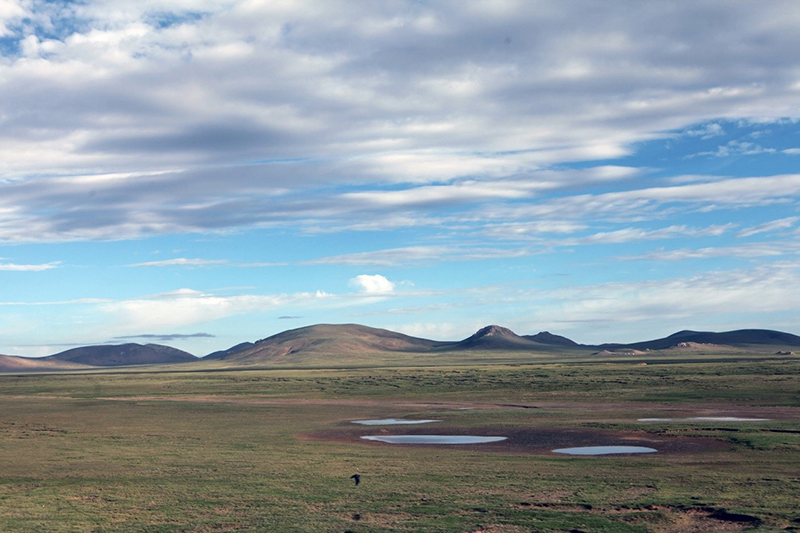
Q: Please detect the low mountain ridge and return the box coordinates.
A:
[449,325,549,351]
[46,343,197,366]
[4,325,797,371]
[524,331,580,346]
[598,329,800,351]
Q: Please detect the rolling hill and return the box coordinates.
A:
[211,324,445,363]
[45,343,197,367]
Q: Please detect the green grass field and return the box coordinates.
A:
[1,358,799,532]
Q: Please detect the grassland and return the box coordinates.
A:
[1,358,799,532]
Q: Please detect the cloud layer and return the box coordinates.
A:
[1,1,800,241]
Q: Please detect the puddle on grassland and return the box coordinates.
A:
[351,418,440,426]
[361,435,507,444]
[553,445,657,455]
[638,417,769,422]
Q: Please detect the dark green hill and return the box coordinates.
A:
[598,329,800,351]
[46,343,197,366]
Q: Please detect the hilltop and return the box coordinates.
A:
[448,325,553,351]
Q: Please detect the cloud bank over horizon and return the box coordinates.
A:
[2,1,800,355]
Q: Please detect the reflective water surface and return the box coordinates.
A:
[553,445,657,455]
[361,435,507,444]
[351,419,440,425]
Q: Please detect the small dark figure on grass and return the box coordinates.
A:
[350,474,361,486]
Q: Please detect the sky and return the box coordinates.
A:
[2,0,800,357]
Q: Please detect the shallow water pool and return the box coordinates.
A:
[361,435,507,444]
[553,445,657,455]
[351,418,440,425]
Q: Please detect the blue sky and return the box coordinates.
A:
[2,1,800,356]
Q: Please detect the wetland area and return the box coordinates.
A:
[1,359,799,532]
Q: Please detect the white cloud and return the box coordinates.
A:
[311,246,533,266]
[693,140,777,158]
[0,261,60,271]
[490,174,800,223]
[528,261,800,333]
[619,242,796,262]
[783,148,800,155]
[390,322,465,341]
[558,224,735,246]
[97,288,330,331]
[683,123,725,139]
[349,274,396,294]
[737,217,799,238]
[129,258,228,267]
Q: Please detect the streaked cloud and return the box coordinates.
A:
[0,261,60,271]
[113,332,215,341]
[309,245,534,266]
[533,261,800,328]
[98,289,325,331]
[619,243,798,262]
[130,258,228,267]
[737,217,799,238]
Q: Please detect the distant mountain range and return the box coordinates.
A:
[1,325,798,371]
[203,324,800,364]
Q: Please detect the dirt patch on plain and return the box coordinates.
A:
[302,425,729,455]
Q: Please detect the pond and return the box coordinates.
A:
[553,445,657,455]
[361,435,507,444]
[351,418,440,425]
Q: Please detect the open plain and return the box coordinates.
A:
[1,355,798,532]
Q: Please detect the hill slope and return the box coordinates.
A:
[0,354,93,372]
[46,343,197,366]
[205,342,255,360]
